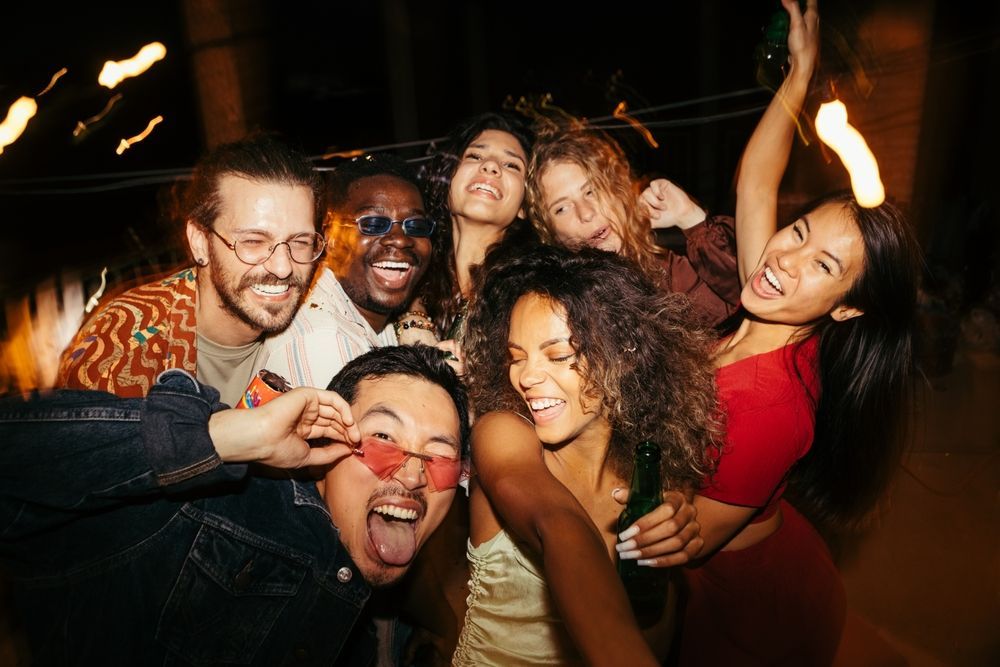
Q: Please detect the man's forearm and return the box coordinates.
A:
[0,371,246,537]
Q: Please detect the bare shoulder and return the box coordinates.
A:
[472,411,536,450]
[471,411,544,469]
[473,410,533,434]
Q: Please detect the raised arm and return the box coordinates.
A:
[470,412,659,667]
[642,178,741,325]
[735,0,820,283]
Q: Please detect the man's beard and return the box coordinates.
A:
[207,245,311,334]
[346,288,409,320]
[338,247,423,323]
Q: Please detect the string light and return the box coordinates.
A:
[115,116,164,155]
[0,97,38,155]
[98,42,166,89]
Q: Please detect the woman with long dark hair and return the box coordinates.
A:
[392,112,538,663]
[670,1,920,663]
[404,112,537,345]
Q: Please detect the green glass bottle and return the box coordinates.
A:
[616,440,668,626]
[754,6,791,90]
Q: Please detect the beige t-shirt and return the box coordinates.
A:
[196,332,268,406]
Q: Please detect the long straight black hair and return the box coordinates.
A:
[786,191,921,528]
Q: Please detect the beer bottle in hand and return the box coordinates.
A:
[617,440,668,626]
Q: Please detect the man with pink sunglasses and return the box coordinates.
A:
[0,344,467,665]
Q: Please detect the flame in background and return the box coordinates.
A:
[815,100,885,208]
[0,97,38,155]
[320,148,365,160]
[98,42,166,89]
[37,68,68,97]
[84,268,109,314]
[74,93,123,138]
[613,101,659,149]
[116,115,164,155]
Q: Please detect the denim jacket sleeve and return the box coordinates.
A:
[0,370,248,537]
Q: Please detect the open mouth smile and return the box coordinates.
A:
[369,258,417,289]
[468,181,501,199]
[762,266,783,294]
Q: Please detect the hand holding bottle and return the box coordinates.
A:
[785,0,820,82]
[614,488,704,567]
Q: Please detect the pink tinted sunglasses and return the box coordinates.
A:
[352,437,461,491]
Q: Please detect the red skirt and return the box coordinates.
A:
[676,501,846,666]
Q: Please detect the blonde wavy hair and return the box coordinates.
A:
[525,128,667,285]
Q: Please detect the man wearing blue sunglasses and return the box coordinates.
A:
[265,154,435,390]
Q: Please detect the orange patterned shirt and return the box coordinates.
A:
[57,268,199,397]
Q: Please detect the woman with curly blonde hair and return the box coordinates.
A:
[526,128,740,327]
[452,245,719,666]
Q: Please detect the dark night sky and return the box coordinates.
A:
[1,0,997,307]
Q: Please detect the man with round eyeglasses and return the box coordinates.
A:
[264,153,437,391]
[58,134,325,404]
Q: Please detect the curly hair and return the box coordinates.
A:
[463,244,719,489]
[525,128,669,288]
[417,112,536,336]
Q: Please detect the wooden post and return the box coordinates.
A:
[181,0,271,148]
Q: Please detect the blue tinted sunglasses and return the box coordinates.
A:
[347,215,437,238]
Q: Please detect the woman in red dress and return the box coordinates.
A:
[613,1,920,663]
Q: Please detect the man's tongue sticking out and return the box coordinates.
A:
[367,507,418,566]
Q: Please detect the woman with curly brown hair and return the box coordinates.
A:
[452,245,719,666]
[526,127,741,328]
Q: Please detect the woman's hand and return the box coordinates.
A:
[397,326,439,346]
[435,339,465,376]
[641,179,707,230]
[784,0,820,81]
[394,307,440,346]
[613,489,704,567]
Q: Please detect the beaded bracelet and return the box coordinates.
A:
[400,311,433,323]
[393,316,437,336]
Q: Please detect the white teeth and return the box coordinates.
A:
[252,283,289,295]
[373,505,418,521]
[529,398,565,411]
[471,182,500,197]
[372,261,410,271]
[763,266,783,293]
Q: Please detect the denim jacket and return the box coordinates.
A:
[0,371,376,666]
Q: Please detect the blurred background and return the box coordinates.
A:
[0,1,997,664]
